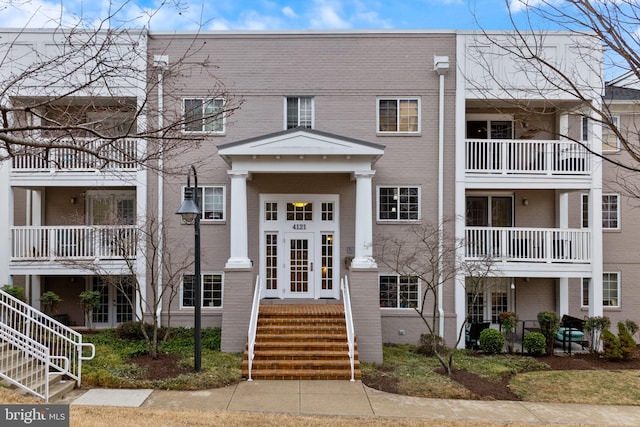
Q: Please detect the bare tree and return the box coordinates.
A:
[0,1,242,173]
[375,219,498,374]
[68,216,193,359]
[468,1,640,177]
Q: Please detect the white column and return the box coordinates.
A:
[556,191,569,316]
[136,168,147,321]
[454,37,467,347]
[0,160,11,285]
[226,170,252,269]
[31,276,41,311]
[351,171,376,268]
[589,105,604,318]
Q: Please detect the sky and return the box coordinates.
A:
[0,0,543,32]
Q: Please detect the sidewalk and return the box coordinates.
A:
[67,380,640,425]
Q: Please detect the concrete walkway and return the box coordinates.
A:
[66,380,640,425]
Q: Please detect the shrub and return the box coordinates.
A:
[618,322,637,359]
[479,328,505,355]
[602,329,624,361]
[537,311,561,355]
[585,316,611,354]
[624,320,639,337]
[522,332,547,356]
[415,333,445,356]
[2,285,25,302]
[115,321,144,340]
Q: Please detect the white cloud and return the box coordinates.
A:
[0,0,79,28]
[309,0,351,29]
[282,6,296,19]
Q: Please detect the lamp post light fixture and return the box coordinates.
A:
[175,164,202,372]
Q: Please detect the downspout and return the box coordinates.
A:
[434,55,450,339]
[153,55,169,325]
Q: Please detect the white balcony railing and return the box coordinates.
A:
[11,225,137,261]
[466,139,591,175]
[11,138,138,171]
[465,227,591,263]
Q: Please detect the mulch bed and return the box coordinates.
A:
[129,353,191,380]
[364,347,640,401]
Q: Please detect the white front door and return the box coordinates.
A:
[285,233,313,298]
[261,194,339,299]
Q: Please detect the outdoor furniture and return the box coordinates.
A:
[465,322,490,350]
[556,315,587,354]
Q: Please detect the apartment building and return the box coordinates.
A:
[3,29,629,364]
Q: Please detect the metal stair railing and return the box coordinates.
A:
[0,289,95,386]
[246,276,262,381]
[0,322,70,402]
[341,276,356,382]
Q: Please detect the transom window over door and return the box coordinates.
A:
[286,97,313,129]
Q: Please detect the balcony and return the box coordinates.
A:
[465,227,591,264]
[11,138,138,172]
[11,225,137,262]
[465,139,591,189]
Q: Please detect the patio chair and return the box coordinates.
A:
[465,322,491,350]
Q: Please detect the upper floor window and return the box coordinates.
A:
[286,97,313,129]
[581,116,589,142]
[378,186,420,221]
[379,274,420,308]
[184,98,224,133]
[465,195,513,227]
[377,98,420,133]
[182,273,223,308]
[581,193,619,229]
[582,274,620,308]
[466,120,513,139]
[182,185,225,221]
[601,115,620,152]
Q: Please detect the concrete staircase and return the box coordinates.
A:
[242,304,360,380]
[0,342,76,402]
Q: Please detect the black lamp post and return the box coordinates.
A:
[175,164,202,372]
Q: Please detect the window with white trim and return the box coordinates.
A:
[182,273,223,308]
[601,116,620,151]
[286,97,313,129]
[378,186,420,220]
[582,273,620,308]
[581,116,589,142]
[184,98,224,133]
[379,275,420,308]
[581,194,620,229]
[182,186,225,221]
[377,98,420,133]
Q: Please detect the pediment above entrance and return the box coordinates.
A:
[218,128,385,169]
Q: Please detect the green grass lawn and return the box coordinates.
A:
[81,329,640,405]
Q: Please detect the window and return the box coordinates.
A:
[582,273,620,308]
[465,196,513,227]
[466,120,513,139]
[378,186,420,221]
[184,98,224,133]
[581,194,619,229]
[182,273,223,308]
[466,278,511,323]
[601,116,620,151]
[377,98,420,133]
[286,97,313,129]
[581,116,589,142]
[182,186,225,221]
[379,275,420,308]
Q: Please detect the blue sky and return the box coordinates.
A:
[0,0,542,31]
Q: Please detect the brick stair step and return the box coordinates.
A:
[246,369,361,380]
[256,333,347,341]
[251,340,354,351]
[244,359,356,369]
[247,349,351,360]
[257,323,346,331]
